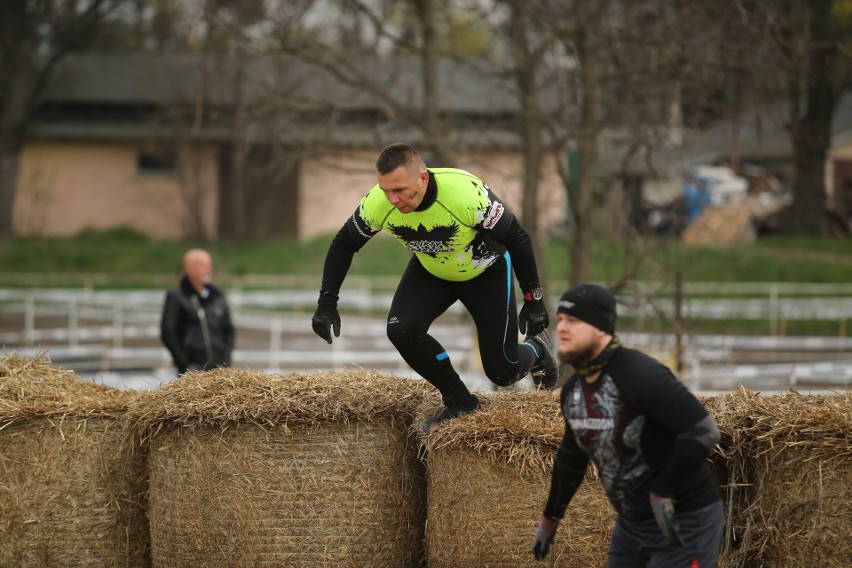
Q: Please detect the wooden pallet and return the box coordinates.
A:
[682,201,755,245]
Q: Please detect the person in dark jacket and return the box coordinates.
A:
[160,248,235,375]
[532,283,723,567]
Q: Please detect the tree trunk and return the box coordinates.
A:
[414,0,454,167]
[0,1,36,241]
[522,124,546,289]
[785,0,837,235]
[788,124,830,234]
[0,0,116,241]
[570,147,595,286]
[0,137,23,240]
[509,0,547,287]
[570,0,598,286]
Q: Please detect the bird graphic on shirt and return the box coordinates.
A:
[388,223,459,257]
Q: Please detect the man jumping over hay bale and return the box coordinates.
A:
[532,283,723,567]
[311,143,558,432]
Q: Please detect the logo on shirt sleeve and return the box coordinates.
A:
[352,211,381,238]
[482,201,504,230]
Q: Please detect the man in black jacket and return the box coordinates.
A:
[532,283,723,567]
[160,248,235,375]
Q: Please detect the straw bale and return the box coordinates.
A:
[127,368,433,437]
[707,388,852,568]
[0,354,148,567]
[417,390,614,568]
[697,394,740,568]
[128,368,432,568]
[0,354,132,426]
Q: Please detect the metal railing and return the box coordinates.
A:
[2,286,851,392]
[0,288,476,380]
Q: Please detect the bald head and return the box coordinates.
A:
[182,248,213,291]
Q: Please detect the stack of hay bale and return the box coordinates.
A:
[0,354,148,567]
[416,390,614,568]
[4,352,849,568]
[126,368,432,568]
[710,388,852,568]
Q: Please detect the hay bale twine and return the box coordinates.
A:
[0,354,148,567]
[711,388,852,568]
[127,369,431,568]
[417,390,613,568]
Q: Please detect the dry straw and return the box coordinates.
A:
[708,387,851,568]
[126,368,433,568]
[417,389,614,568]
[0,353,148,567]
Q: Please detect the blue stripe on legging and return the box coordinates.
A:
[503,251,512,313]
[503,251,518,364]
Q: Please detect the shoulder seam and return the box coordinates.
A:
[431,171,484,229]
[434,199,473,228]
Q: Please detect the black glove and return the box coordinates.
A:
[312,304,341,344]
[650,492,685,548]
[519,299,549,337]
[532,516,559,560]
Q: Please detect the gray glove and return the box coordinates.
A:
[650,492,685,547]
[532,516,559,560]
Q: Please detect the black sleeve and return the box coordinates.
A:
[543,384,590,520]
[475,190,541,293]
[650,414,720,497]
[318,207,377,304]
[619,352,720,497]
[160,290,190,371]
[222,297,235,363]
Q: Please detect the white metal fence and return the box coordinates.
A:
[1,286,850,392]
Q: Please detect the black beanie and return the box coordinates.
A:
[556,283,617,334]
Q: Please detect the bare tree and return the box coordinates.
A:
[0,0,127,241]
[488,0,554,284]
[152,0,316,241]
[272,0,486,167]
[542,0,780,285]
[691,0,851,235]
[194,0,259,240]
[156,0,486,239]
[748,0,851,235]
[517,0,611,287]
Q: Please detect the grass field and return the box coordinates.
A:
[1,226,850,337]
[2,226,850,287]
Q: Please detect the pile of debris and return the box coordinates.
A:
[640,163,791,244]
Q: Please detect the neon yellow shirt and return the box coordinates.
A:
[357,168,510,282]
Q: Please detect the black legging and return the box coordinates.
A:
[386,252,537,405]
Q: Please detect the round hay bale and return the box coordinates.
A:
[128,368,431,568]
[417,390,614,568]
[699,393,739,568]
[0,354,148,567]
[710,388,852,568]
